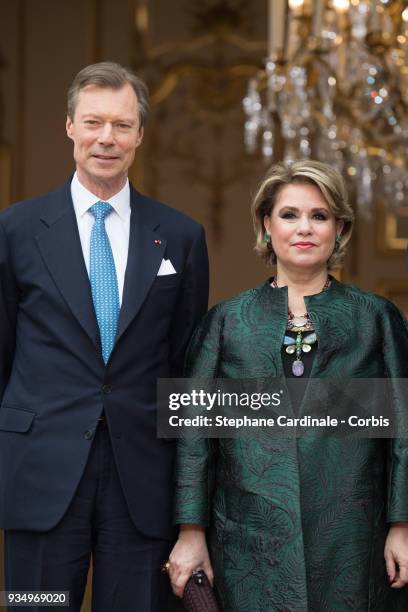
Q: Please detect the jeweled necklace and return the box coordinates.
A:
[271,277,331,377]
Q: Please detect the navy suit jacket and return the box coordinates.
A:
[0,178,209,537]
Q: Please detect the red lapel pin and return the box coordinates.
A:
[154,239,162,245]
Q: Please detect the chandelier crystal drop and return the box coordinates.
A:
[243,0,407,217]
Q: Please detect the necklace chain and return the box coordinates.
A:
[271,276,331,329]
[271,276,331,376]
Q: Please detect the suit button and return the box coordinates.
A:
[102,384,112,394]
[84,430,94,440]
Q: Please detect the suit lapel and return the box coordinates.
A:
[115,188,166,345]
[36,181,166,354]
[36,181,100,347]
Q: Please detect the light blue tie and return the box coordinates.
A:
[89,201,120,364]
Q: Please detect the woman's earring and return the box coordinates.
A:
[334,234,341,251]
[264,232,271,244]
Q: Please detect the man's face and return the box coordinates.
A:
[66,83,143,193]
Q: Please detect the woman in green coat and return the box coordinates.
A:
[168,160,408,611]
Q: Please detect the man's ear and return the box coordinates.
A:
[135,126,144,148]
[66,116,74,141]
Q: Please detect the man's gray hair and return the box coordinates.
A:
[67,61,149,128]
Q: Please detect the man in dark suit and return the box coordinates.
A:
[0,61,208,611]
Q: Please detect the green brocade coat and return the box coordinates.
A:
[174,279,408,612]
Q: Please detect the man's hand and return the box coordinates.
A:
[168,524,213,598]
[385,522,408,588]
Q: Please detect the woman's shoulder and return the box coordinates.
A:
[195,283,267,332]
[207,283,266,317]
[336,280,406,321]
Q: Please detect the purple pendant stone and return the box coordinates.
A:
[292,359,304,377]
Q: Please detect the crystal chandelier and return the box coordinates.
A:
[243,0,408,216]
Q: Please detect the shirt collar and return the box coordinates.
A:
[70,172,131,221]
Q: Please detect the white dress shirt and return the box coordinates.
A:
[71,172,130,305]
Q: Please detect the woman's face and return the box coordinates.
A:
[264,182,344,274]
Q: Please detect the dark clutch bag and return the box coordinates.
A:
[183,569,220,612]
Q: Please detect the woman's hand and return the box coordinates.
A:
[168,524,214,598]
[385,522,408,588]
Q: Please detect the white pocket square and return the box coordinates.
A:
[157,258,177,276]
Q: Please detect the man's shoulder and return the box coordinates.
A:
[0,182,67,228]
[131,187,203,235]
